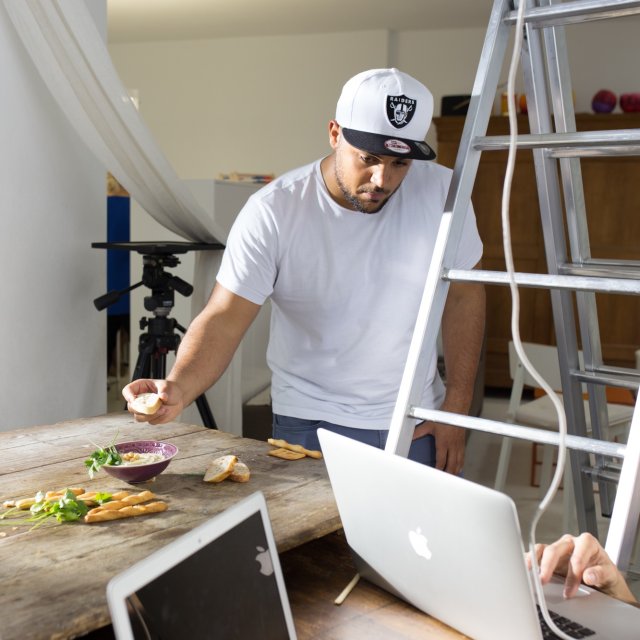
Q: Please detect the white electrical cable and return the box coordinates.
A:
[501,1,573,638]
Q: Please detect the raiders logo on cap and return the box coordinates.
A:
[386,94,416,129]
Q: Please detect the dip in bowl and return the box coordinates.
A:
[103,440,178,483]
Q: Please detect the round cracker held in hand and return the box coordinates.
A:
[131,392,162,415]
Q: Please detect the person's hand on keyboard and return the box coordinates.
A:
[527,532,637,606]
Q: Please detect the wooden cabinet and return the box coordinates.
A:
[434,113,640,388]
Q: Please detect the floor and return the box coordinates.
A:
[107,382,640,599]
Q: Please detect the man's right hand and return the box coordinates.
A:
[122,379,185,425]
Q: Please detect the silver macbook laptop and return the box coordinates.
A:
[318,428,640,640]
[107,491,297,640]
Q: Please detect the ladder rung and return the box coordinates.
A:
[444,269,640,295]
[582,465,621,484]
[505,0,640,27]
[550,146,640,158]
[572,368,640,390]
[408,408,626,458]
[474,130,640,156]
[562,260,640,280]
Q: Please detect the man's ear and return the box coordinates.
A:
[328,120,341,150]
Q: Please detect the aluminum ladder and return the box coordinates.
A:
[386,0,640,571]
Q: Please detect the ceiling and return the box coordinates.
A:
[107,0,494,43]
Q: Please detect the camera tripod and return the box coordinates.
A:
[131,306,217,429]
[93,242,223,429]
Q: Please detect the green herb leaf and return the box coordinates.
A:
[1,489,93,530]
[84,432,122,478]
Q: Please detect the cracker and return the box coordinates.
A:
[268,447,306,460]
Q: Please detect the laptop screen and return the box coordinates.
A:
[107,492,296,640]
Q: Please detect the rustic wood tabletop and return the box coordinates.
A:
[0,412,341,640]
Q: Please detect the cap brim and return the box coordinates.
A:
[342,128,436,161]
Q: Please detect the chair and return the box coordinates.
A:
[494,341,634,532]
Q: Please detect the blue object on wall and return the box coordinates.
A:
[106,195,130,315]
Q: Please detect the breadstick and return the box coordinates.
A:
[76,490,131,505]
[86,490,156,513]
[2,498,30,509]
[76,490,131,501]
[4,487,88,510]
[85,501,168,523]
[15,498,36,510]
[44,487,85,500]
[267,438,323,459]
[268,448,306,460]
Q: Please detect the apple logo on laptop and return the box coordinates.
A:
[408,527,432,560]
[255,545,274,576]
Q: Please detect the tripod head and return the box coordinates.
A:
[139,253,192,314]
[91,241,222,313]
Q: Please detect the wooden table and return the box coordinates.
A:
[0,413,341,640]
[80,533,471,640]
[281,531,470,640]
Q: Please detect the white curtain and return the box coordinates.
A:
[3,0,225,245]
[3,0,246,433]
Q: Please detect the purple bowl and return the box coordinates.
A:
[103,440,178,484]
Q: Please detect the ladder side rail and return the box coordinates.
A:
[385,0,512,456]
[521,13,599,533]
[605,392,640,571]
[385,222,452,457]
[542,0,603,383]
[542,0,618,515]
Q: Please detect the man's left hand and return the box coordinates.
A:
[414,421,465,475]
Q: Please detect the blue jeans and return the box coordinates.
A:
[272,414,436,466]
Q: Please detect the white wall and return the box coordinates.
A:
[109,30,391,179]
[0,2,107,431]
[109,19,640,179]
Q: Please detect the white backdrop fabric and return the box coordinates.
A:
[3,0,248,433]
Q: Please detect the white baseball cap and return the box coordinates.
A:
[335,68,436,161]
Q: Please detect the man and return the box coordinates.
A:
[123,68,485,475]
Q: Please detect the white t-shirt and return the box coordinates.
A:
[217,159,483,429]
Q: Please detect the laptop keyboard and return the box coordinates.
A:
[537,605,596,639]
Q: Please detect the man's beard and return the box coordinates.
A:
[334,162,390,214]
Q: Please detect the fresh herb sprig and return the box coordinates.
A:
[84,432,123,479]
[29,489,89,528]
[0,489,112,530]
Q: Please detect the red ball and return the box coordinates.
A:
[592,89,617,113]
[620,93,640,113]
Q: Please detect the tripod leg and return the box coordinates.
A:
[195,394,217,429]
[131,339,155,381]
[131,318,217,429]
[150,350,167,379]
[125,344,154,410]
